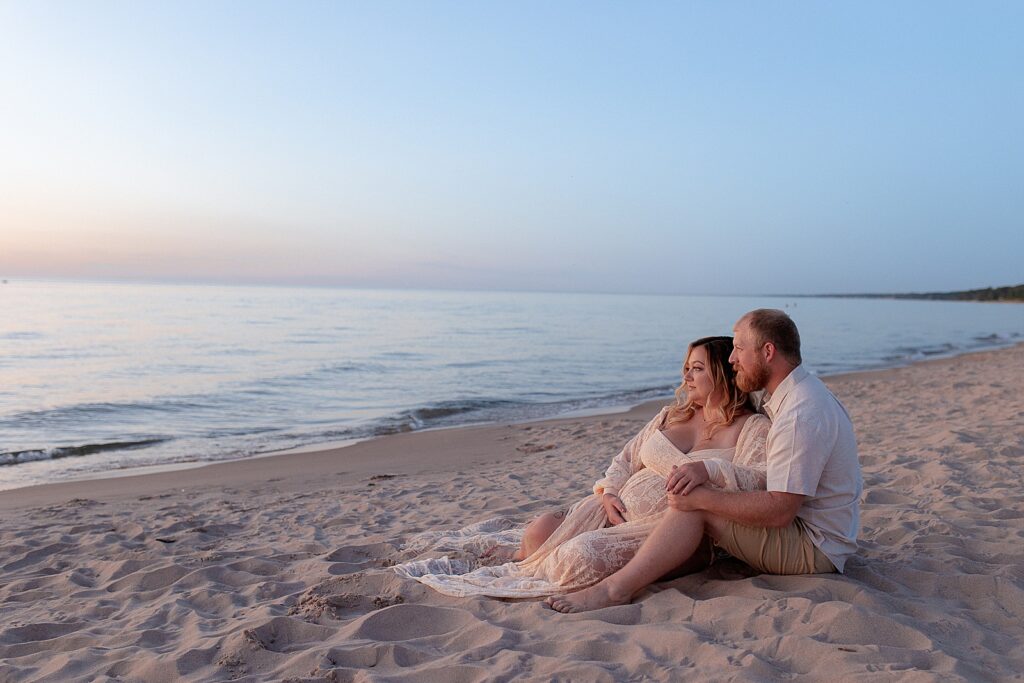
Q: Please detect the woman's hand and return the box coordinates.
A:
[667,485,711,511]
[667,462,709,495]
[601,493,628,525]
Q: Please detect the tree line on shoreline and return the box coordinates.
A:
[811,284,1024,303]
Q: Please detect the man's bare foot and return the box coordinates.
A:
[545,581,632,613]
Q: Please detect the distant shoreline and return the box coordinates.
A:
[793,283,1024,303]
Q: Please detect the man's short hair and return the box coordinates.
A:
[742,309,802,365]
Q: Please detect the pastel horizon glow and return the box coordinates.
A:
[1,2,1021,295]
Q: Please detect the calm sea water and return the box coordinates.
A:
[1,279,1021,491]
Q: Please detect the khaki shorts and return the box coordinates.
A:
[715,517,836,575]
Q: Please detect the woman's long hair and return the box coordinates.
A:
[665,336,752,438]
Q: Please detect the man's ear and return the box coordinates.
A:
[762,342,777,363]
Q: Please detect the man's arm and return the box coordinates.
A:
[667,486,804,528]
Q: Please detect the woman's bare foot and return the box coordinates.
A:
[545,580,633,613]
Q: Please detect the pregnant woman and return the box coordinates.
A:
[394,336,770,598]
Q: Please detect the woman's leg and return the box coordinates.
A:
[546,508,707,612]
[514,510,567,560]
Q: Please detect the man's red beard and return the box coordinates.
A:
[735,357,770,393]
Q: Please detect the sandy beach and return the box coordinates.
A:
[2,344,1023,682]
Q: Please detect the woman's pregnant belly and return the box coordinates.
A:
[617,468,669,522]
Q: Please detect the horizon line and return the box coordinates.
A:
[2,274,1016,300]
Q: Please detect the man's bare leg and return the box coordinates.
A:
[546,508,708,613]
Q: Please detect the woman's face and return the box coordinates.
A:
[682,345,716,407]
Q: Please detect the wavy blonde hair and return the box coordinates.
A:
[665,336,752,438]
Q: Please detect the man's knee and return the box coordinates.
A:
[701,512,731,541]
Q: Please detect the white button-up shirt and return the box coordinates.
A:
[763,365,862,571]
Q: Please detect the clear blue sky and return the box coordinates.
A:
[1,1,1021,294]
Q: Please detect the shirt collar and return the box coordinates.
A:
[762,364,809,420]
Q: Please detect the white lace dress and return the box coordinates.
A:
[394,408,770,598]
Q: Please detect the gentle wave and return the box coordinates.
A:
[366,385,678,437]
[6,398,221,427]
[0,439,168,466]
[0,384,677,470]
[881,333,1019,363]
[382,398,524,433]
[270,361,388,385]
[1,331,44,340]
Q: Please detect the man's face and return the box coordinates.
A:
[730,321,770,393]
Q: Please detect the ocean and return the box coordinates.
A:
[2,279,1021,491]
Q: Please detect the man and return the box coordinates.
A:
[547,309,862,613]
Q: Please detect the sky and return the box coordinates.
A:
[1,1,1021,295]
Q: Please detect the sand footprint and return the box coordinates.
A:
[105,563,190,593]
[325,542,397,575]
[237,616,336,653]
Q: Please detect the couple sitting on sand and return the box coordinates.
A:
[395,309,862,612]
